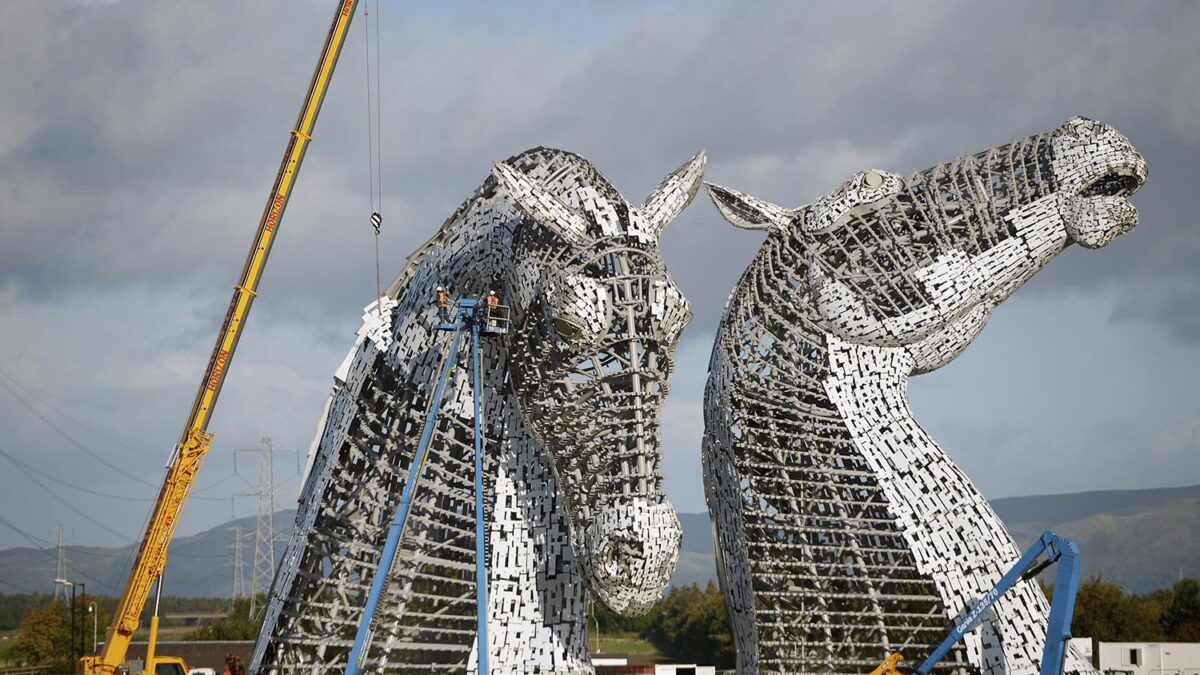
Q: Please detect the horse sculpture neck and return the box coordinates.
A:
[707,233,1086,675]
[369,200,598,674]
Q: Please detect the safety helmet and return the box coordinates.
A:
[488,290,496,295]
[437,286,444,291]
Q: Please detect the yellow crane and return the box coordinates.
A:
[80,2,359,673]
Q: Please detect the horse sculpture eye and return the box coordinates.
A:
[553,315,584,340]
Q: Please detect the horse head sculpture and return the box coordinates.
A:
[702,118,1146,674]
[490,150,702,613]
[254,147,704,675]
[709,116,1146,373]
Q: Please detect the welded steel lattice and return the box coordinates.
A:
[251,147,705,674]
[702,118,1147,675]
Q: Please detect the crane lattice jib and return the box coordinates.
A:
[82,2,359,674]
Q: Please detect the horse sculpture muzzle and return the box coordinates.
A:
[582,498,683,614]
[1052,117,1148,248]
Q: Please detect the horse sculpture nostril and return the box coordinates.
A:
[596,534,643,578]
[1081,172,1142,198]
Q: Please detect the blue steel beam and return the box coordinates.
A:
[344,320,464,675]
[471,311,490,675]
[344,298,493,675]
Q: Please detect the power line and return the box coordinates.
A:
[1,449,148,503]
[174,567,228,596]
[0,373,155,487]
[0,514,118,592]
[0,367,159,459]
[0,351,260,504]
[193,472,239,494]
[0,422,232,506]
[0,577,38,594]
[56,548,127,560]
[0,442,135,543]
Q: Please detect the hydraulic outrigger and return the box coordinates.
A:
[344,298,507,675]
[80,3,359,674]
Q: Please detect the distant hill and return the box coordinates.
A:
[993,484,1200,593]
[3,485,1196,597]
[0,511,294,598]
[673,484,1200,594]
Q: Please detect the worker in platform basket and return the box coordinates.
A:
[435,286,450,323]
[485,290,500,328]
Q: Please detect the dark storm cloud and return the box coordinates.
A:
[3,1,1198,338]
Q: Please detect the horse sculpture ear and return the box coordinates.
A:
[641,150,707,236]
[492,161,592,249]
[705,183,796,234]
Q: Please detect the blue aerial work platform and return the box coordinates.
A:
[344,297,508,675]
[871,530,1083,675]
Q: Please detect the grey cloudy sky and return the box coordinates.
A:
[1,0,1198,561]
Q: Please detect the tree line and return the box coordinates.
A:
[1067,577,1200,643]
[0,595,248,671]
[3,578,1199,670]
[597,578,1200,668]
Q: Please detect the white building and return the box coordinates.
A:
[1098,642,1200,675]
[1073,638,1095,664]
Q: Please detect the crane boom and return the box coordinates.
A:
[81,2,359,673]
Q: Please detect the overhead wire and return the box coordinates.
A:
[0,442,135,543]
[0,448,147,503]
[0,366,159,459]
[191,472,239,495]
[0,577,38,594]
[0,369,167,573]
[0,367,244,503]
[0,372,156,488]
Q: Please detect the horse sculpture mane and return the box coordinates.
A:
[703,118,1146,675]
[252,147,705,674]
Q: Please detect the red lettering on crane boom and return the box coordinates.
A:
[264,192,285,233]
[206,350,229,392]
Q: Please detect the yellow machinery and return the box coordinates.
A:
[79,2,359,673]
[868,653,906,675]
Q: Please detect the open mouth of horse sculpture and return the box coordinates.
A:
[702,117,1146,675]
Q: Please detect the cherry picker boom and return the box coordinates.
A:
[81,3,359,674]
[870,530,1083,675]
[344,298,508,675]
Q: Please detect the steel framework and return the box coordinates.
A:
[252,147,704,674]
[702,117,1146,675]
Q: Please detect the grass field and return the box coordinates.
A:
[590,632,663,657]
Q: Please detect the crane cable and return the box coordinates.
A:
[363,0,384,316]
